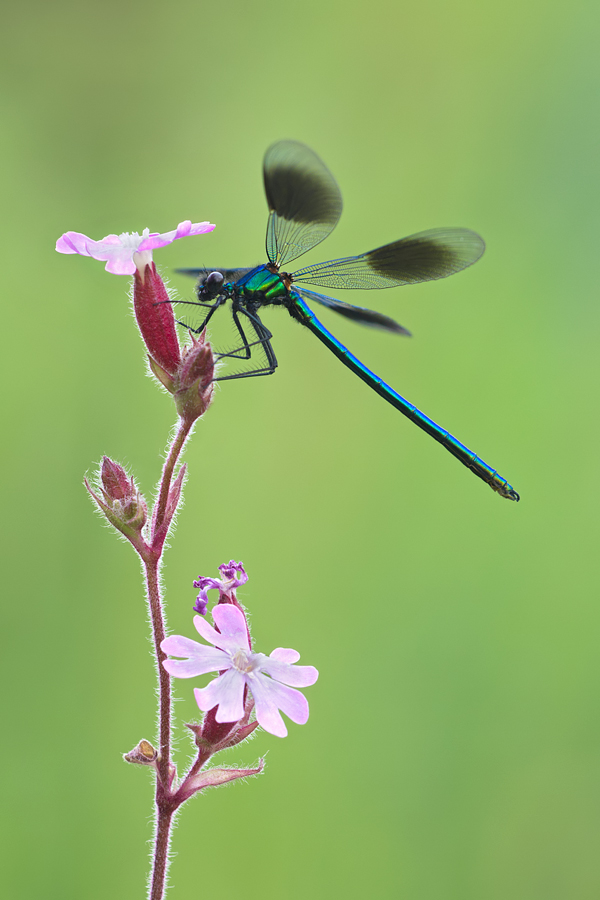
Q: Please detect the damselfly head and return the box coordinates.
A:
[205,271,224,291]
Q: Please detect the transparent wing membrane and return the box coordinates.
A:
[292,228,485,289]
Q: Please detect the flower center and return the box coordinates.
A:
[118,228,150,250]
[231,648,256,675]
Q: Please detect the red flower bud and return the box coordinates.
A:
[133,263,181,376]
[101,456,134,501]
[133,265,215,425]
[85,459,148,544]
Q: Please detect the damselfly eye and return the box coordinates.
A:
[205,271,224,291]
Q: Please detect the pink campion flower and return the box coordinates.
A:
[56,220,215,275]
[161,604,318,738]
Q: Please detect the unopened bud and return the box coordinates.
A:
[133,263,181,376]
[99,457,147,531]
[133,265,215,425]
[101,456,132,500]
[173,330,215,424]
[85,459,148,541]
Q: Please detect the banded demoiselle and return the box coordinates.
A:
[178,141,519,501]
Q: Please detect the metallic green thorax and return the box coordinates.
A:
[230,265,289,305]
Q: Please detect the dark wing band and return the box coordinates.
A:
[292,228,485,289]
[264,141,342,267]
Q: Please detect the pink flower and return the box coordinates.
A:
[56,220,215,275]
[161,604,318,738]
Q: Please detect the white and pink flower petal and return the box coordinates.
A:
[161,635,229,678]
[269,647,301,664]
[192,610,249,654]
[260,655,319,688]
[138,220,215,250]
[251,675,310,737]
[56,220,215,275]
[194,668,246,723]
[212,604,251,643]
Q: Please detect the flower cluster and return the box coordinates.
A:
[162,565,318,738]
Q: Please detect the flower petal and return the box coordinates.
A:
[161,635,229,677]
[269,647,300,664]
[56,231,98,255]
[211,604,250,644]
[192,612,247,654]
[194,668,245,722]
[250,674,310,736]
[174,220,193,238]
[260,654,319,687]
[138,220,215,251]
[103,253,137,275]
[83,237,139,274]
[195,604,251,652]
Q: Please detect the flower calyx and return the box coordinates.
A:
[85,457,148,543]
[186,688,259,753]
[134,262,182,377]
[132,259,215,424]
[143,313,215,426]
[123,739,157,766]
[172,329,215,424]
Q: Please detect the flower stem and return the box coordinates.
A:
[151,419,192,545]
[142,553,174,900]
[149,801,174,900]
[145,558,171,784]
[143,417,194,898]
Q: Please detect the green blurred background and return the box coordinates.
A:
[2,0,599,897]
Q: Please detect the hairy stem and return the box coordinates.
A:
[145,559,171,784]
[149,799,174,900]
[151,418,192,543]
[143,417,194,899]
